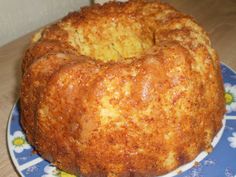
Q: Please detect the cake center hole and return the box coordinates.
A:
[70,20,155,62]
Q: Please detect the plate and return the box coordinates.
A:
[7,63,236,177]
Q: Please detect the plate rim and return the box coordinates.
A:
[7,101,25,177]
[221,61,236,74]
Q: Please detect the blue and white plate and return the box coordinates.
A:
[7,63,236,177]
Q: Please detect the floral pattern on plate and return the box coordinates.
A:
[228,132,236,148]
[9,131,31,153]
[7,63,236,177]
[225,84,236,114]
[42,164,76,177]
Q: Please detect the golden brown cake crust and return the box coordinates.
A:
[20,0,225,177]
[21,53,82,142]
[22,40,78,73]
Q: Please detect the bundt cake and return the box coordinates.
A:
[20,0,226,176]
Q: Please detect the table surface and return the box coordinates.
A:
[0,0,236,176]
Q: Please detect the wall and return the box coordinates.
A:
[0,0,90,47]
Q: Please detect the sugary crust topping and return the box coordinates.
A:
[20,1,225,176]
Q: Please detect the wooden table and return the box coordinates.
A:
[0,0,235,176]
